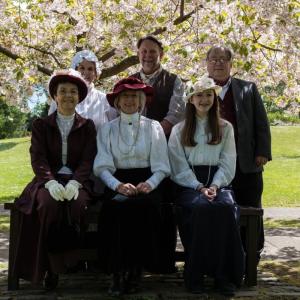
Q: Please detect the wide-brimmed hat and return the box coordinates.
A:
[184,75,221,103]
[48,69,88,102]
[71,50,102,76]
[106,77,154,107]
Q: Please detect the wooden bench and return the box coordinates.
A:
[4,202,263,290]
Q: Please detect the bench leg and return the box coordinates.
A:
[244,215,259,286]
[7,207,21,290]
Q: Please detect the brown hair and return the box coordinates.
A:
[137,35,163,51]
[181,91,222,147]
[206,45,233,61]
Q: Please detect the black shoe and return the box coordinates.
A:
[215,280,236,297]
[43,271,59,290]
[108,273,124,296]
[184,274,204,294]
[124,268,142,294]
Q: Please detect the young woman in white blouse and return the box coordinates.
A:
[93,77,170,296]
[48,50,116,131]
[168,75,244,297]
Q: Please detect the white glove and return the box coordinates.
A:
[45,180,65,201]
[64,180,82,201]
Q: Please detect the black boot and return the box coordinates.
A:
[124,267,142,294]
[108,272,124,296]
[43,270,59,290]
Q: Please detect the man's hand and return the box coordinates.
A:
[255,156,268,167]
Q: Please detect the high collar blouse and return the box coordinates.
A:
[93,112,170,191]
[168,116,236,190]
[48,84,116,131]
[56,112,75,174]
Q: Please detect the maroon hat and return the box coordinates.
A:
[48,69,88,103]
[106,77,153,107]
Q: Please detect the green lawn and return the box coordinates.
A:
[0,126,299,206]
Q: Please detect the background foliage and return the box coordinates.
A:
[0,0,299,116]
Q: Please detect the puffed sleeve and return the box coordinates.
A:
[30,119,56,182]
[146,121,171,189]
[93,123,121,191]
[211,122,236,188]
[168,123,202,190]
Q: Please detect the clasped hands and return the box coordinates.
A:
[197,184,218,201]
[45,179,81,201]
[116,182,152,196]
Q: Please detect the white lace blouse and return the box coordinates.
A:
[168,116,236,190]
[48,84,116,131]
[56,112,74,175]
[93,112,170,191]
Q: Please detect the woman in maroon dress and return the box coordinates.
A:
[14,69,97,289]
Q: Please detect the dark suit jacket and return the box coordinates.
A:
[231,77,272,173]
[16,112,97,214]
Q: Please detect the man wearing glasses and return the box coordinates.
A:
[206,45,272,263]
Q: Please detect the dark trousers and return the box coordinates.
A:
[232,162,264,259]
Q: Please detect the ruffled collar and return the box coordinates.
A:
[120,112,140,125]
[57,111,75,121]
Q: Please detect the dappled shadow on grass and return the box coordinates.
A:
[0,142,17,152]
[264,218,300,229]
[260,260,300,287]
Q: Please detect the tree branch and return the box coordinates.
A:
[98,48,117,62]
[25,45,63,67]
[99,55,139,80]
[0,44,52,75]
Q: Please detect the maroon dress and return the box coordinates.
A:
[14,112,97,284]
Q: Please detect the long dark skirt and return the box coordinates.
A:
[177,166,245,288]
[14,175,90,284]
[98,168,162,274]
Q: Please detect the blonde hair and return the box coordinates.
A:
[114,90,146,113]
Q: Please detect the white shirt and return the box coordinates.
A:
[168,116,236,190]
[48,84,117,131]
[93,112,170,191]
[56,112,74,175]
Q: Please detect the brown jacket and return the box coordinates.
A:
[16,112,97,214]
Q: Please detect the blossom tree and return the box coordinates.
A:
[0,0,299,112]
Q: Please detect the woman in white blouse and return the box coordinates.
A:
[93,77,170,296]
[168,75,244,297]
[48,50,116,131]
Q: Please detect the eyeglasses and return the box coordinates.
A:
[207,58,231,64]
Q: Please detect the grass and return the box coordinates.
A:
[0,137,33,202]
[0,126,299,206]
[264,218,300,229]
[263,126,300,207]
[260,260,300,287]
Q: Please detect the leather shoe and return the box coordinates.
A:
[108,272,124,296]
[43,271,59,290]
[215,280,236,297]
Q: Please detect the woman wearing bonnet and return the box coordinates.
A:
[93,77,170,296]
[48,50,116,131]
[168,75,245,296]
[14,69,97,290]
